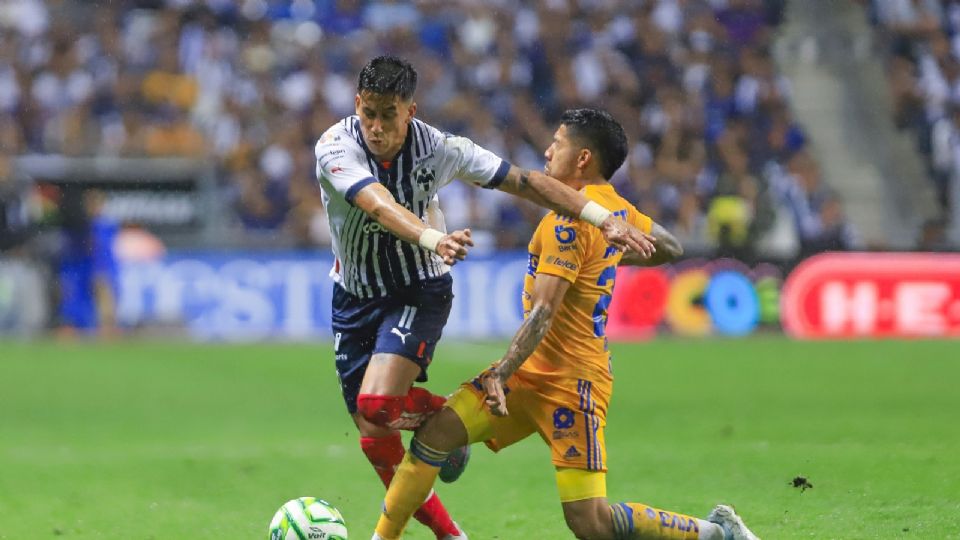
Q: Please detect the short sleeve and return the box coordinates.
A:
[441,135,511,189]
[535,214,587,284]
[315,128,377,205]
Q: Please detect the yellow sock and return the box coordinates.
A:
[375,451,442,539]
[610,502,704,539]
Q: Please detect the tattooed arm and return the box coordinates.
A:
[620,222,684,267]
[496,165,656,257]
[482,273,571,416]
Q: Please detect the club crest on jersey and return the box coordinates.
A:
[553,407,575,429]
[413,167,437,189]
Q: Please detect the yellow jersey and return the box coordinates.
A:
[519,183,653,385]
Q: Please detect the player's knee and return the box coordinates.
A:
[563,502,612,540]
[356,394,404,427]
[413,407,467,452]
[564,514,607,540]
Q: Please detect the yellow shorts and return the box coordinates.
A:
[447,369,610,500]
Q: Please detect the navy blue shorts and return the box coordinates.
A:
[332,274,454,413]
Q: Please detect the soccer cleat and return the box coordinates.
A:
[707,504,760,540]
[438,444,470,483]
[440,521,468,540]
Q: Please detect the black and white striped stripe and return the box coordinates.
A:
[335,117,446,299]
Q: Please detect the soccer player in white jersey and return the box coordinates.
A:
[315,56,655,540]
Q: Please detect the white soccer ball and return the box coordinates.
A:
[269,497,348,540]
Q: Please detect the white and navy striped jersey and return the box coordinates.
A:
[315,116,510,299]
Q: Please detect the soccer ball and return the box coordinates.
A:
[269,497,348,540]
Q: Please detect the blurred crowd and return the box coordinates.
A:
[0,0,855,258]
[871,0,960,249]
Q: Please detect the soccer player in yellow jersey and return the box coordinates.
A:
[372,109,761,540]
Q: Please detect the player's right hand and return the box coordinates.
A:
[600,217,656,258]
[436,228,474,265]
[481,370,508,417]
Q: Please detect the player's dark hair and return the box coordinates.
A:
[357,56,418,101]
[560,108,628,180]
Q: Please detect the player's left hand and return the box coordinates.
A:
[481,370,508,417]
[600,216,656,258]
[436,228,474,266]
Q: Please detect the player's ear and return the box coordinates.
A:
[354,94,362,114]
[577,148,592,172]
[406,101,417,123]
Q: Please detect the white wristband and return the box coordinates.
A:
[418,228,445,252]
[580,200,613,227]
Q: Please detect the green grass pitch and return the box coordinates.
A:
[2,338,959,539]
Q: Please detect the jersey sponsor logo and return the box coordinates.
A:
[558,244,577,252]
[563,445,581,459]
[362,222,386,234]
[554,224,576,244]
[546,255,578,272]
[319,132,342,144]
[553,406,575,429]
[390,327,411,344]
[318,148,345,160]
[553,429,579,440]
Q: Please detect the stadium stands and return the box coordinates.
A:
[869,0,960,242]
[0,0,853,258]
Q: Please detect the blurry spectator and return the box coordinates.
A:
[143,106,206,156]
[930,96,960,211]
[916,216,952,249]
[234,170,289,231]
[0,156,33,252]
[798,192,859,256]
[872,0,960,235]
[56,188,120,337]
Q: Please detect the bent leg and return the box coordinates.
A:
[557,469,725,540]
[375,407,471,540]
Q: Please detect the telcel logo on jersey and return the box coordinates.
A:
[546,255,578,272]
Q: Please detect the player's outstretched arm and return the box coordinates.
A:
[620,222,683,267]
[353,183,473,265]
[496,165,656,257]
[482,273,571,416]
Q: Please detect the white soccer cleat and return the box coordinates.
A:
[441,521,468,540]
[707,504,760,540]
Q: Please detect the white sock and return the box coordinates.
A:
[698,519,726,540]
